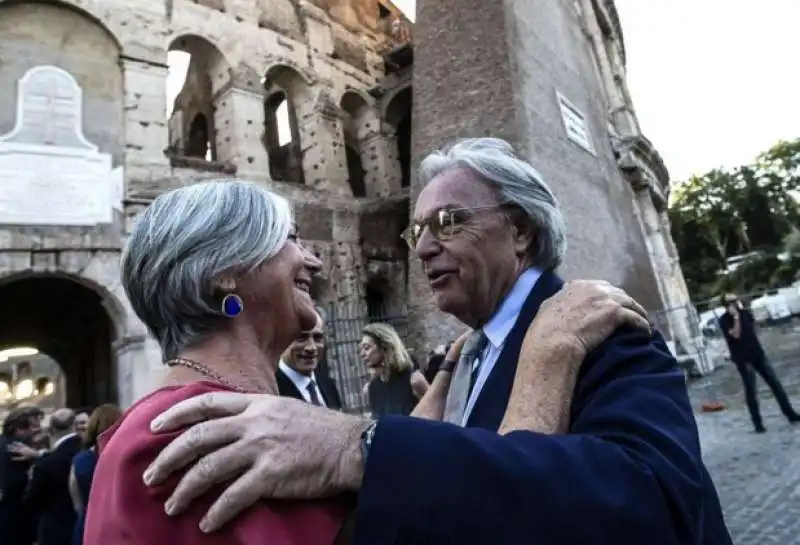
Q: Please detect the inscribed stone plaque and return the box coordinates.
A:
[6,66,94,149]
[0,66,113,225]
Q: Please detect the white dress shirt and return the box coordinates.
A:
[278,360,327,408]
[461,267,542,425]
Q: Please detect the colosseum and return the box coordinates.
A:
[0,0,693,412]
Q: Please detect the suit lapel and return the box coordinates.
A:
[275,367,305,402]
[466,269,563,430]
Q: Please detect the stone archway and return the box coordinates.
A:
[0,274,120,408]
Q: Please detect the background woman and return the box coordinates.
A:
[359,322,428,417]
[69,404,122,545]
[83,180,353,545]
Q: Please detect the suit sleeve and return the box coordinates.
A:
[351,328,705,545]
[24,457,48,511]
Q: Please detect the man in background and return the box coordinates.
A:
[0,406,43,545]
[276,314,343,410]
[25,408,82,545]
[718,292,800,432]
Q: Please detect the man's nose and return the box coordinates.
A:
[414,227,441,261]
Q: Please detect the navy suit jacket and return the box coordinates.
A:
[351,270,732,545]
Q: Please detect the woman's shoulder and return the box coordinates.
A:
[85,382,352,545]
[97,382,228,455]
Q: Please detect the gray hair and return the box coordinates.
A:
[121,180,293,360]
[419,137,567,268]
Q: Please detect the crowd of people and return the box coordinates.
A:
[3,137,742,544]
[0,404,121,545]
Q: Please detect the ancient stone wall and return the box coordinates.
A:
[0,0,413,404]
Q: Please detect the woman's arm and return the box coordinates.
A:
[411,332,470,420]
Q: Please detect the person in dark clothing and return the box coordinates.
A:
[360,322,429,417]
[69,404,123,545]
[718,293,800,432]
[0,406,44,545]
[26,408,83,545]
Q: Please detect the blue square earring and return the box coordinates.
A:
[221,293,244,317]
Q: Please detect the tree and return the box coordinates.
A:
[668,137,800,298]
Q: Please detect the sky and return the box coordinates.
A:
[392,0,800,183]
[168,1,798,183]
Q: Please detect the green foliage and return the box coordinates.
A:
[669,138,800,298]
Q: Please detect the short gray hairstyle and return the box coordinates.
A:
[121,180,293,360]
[419,137,567,268]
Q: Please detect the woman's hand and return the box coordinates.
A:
[498,280,650,435]
[411,330,472,420]
[534,279,650,356]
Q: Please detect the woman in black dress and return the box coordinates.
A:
[359,323,429,417]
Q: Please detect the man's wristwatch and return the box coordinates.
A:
[360,420,378,464]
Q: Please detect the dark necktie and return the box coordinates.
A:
[306,380,322,406]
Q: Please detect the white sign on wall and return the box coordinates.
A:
[0,65,117,226]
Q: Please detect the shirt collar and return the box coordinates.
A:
[482,267,542,350]
[279,360,316,387]
[53,432,77,450]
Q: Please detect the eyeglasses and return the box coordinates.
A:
[400,205,507,250]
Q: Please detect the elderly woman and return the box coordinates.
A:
[359,323,428,417]
[83,180,351,545]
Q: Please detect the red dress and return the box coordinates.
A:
[84,381,351,545]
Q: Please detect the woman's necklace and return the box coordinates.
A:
[165,357,247,393]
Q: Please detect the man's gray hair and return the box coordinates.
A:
[419,137,567,268]
[121,180,293,360]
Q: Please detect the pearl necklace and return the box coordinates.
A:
[165,357,247,393]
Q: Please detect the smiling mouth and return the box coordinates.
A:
[294,278,312,294]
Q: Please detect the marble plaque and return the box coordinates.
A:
[0,66,114,226]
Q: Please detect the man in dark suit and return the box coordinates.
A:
[142,138,732,544]
[718,292,800,432]
[25,408,82,545]
[276,314,343,410]
[0,406,44,545]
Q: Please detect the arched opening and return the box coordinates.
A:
[166,35,231,164]
[340,91,371,197]
[262,65,309,184]
[365,280,389,323]
[385,87,412,189]
[185,113,211,159]
[0,276,116,408]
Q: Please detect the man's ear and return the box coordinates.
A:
[511,219,535,256]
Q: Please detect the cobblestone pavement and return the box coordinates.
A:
[688,323,800,545]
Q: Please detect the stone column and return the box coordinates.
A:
[298,94,350,195]
[213,87,270,179]
[114,334,167,408]
[121,58,170,192]
[361,128,401,196]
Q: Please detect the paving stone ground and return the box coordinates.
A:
[688,321,800,545]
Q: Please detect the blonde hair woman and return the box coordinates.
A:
[359,322,428,416]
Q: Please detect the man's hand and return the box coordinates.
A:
[7,442,40,461]
[534,280,650,355]
[144,393,372,532]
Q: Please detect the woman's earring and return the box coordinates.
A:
[221,293,244,317]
